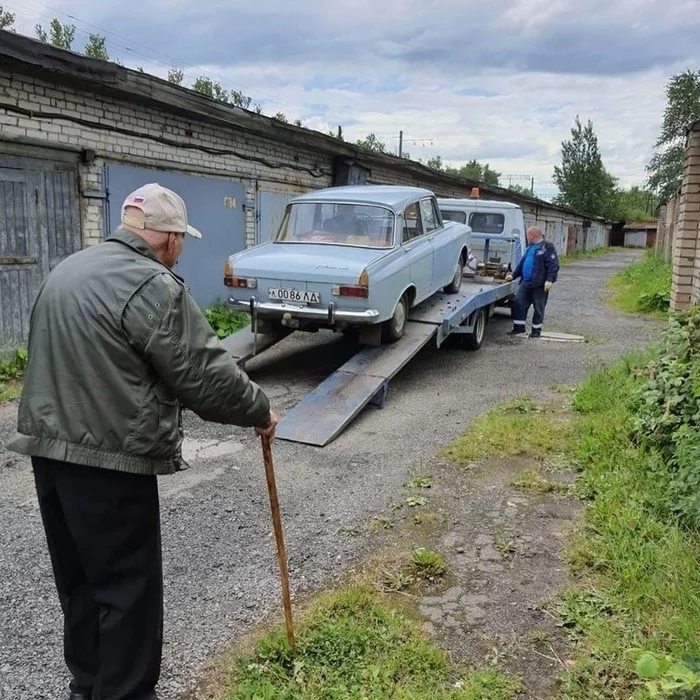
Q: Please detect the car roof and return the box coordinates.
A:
[290,185,435,212]
[436,198,522,210]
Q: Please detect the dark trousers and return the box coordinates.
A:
[32,457,163,700]
[513,282,549,329]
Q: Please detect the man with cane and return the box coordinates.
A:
[8,183,278,700]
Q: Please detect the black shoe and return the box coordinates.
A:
[529,330,542,338]
[508,326,525,336]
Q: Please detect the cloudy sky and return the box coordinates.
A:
[7,0,700,198]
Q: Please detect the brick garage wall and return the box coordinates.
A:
[0,71,334,248]
[670,121,700,311]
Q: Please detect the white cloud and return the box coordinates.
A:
[7,0,698,196]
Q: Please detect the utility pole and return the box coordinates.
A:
[531,177,535,195]
[398,130,403,158]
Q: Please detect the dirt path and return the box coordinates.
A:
[0,251,663,699]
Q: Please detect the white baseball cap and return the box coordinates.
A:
[121,183,203,239]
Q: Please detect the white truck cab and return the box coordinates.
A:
[437,192,526,279]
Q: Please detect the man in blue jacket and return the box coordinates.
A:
[506,226,559,338]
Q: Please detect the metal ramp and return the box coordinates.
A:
[275,322,439,446]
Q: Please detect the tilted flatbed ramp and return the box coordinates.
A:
[275,279,517,447]
[274,322,439,446]
[220,326,292,365]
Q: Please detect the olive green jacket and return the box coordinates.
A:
[7,228,270,476]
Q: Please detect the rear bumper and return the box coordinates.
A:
[227,298,380,323]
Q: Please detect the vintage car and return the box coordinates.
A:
[224,185,472,343]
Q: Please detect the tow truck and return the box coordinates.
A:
[222,188,526,447]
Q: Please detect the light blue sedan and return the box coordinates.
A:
[224,185,471,343]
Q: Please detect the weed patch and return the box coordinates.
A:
[203,303,250,339]
[606,252,671,317]
[555,313,700,697]
[221,585,522,699]
[559,246,624,266]
[510,466,571,495]
[444,396,576,465]
[0,347,27,403]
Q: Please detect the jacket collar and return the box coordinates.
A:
[106,227,185,282]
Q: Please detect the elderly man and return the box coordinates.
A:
[506,226,559,338]
[8,183,277,700]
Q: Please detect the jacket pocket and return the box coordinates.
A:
[132,384,181,459]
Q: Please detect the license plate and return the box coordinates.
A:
[268,287,320,304]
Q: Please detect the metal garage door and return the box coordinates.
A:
[105,164,246,308]
[0,153,80,348]
[256,183,308,245]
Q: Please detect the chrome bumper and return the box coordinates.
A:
[228,298,380,323]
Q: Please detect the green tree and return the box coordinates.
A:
[229,89,253,109]
[426,155,444,170]
[36,19,76,49]
[507,183,534,197]
[83,33,108,60]
[192,76,229,101]
[167,69,184,85]
[293,119,302,127]
[614,186,658,220]
[647,70,700,201]
[445,159,501,186]
[552,115,618,218]
[273,112,288,122]
[356,133,386,153]
[0,6,15,30]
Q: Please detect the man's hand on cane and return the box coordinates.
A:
[256,411,279,440]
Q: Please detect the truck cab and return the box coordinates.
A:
[437,193,526,280]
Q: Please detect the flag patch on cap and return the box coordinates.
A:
[130,196,145,203]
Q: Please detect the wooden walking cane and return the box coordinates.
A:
[260,434,295,650]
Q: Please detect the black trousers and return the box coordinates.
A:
[513,282,549,329]
[32,457,162,700]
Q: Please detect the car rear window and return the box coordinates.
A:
[276,202,395,247]
[468,212,505,234]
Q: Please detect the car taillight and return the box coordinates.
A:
[224,276,257,288]
[332,285,368,298]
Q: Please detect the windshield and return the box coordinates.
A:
[275,202,395,248]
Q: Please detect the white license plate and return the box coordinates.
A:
[268,287,320,304]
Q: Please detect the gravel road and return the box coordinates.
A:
[0,250,662,699]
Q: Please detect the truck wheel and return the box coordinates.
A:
[382,294,408,343]
[464,307,487,351]
[444,257,464,294]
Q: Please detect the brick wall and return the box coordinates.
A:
[670,122,700,311]
[0,71,333,248]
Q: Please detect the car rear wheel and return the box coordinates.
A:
[444,257,464,294]
[382,294,409,343]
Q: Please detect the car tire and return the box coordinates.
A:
[464,307,487,351]
[444,257,464,294]
[382,294,409,343]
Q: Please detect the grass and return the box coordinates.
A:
[606,251,671,318]
[220,585,523,699]
[444,395,576,465]
[203,303,250,339]
[554,357,700,698]
[510,466,570,495]
[0,347,27,404]
[559,245,624,266]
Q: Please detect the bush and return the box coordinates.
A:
[0,347,28,380]
[630,307,700,528]
[203,303,249,339]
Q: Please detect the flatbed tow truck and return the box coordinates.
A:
[222,192,524,447]
[222,277,518,447]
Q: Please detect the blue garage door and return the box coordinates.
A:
[105,163,245,308]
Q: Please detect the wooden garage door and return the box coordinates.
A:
[0,154,80,348]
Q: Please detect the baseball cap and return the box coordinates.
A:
[121,183,203,239]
